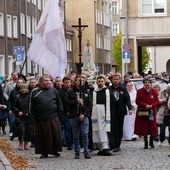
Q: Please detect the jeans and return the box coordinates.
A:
[61,114,72,147]
[9,113,16,133]
[159,115,170,144]
[70,117,89,155]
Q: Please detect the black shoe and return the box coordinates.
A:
[144,145,148,149]
[40,154,48,158]
[97,150,103,155]
[62,140,67,147]
[30,144,35,148]
[10,136,14,141]
[150,143,155,148]
[74,153,80,159]
[113,147,121,152]
[102,149,112,156]
[84,154,91,159]
[52,152,60,157]
[153,136,159,142]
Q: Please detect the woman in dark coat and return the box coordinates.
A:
[0,84,8,135]
[12,83,31,150]
[135,78,159,149]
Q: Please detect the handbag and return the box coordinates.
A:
[138,108,149,116]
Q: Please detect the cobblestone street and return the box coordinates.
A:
[1,132,170,170]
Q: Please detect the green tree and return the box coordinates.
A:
[111,33,122,71]
[142,46,150,72]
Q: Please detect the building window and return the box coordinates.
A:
[103,13,110,27]
[7,15,12,37]
[0,55,5,75]
[32,0,36,5]
[66,39,72,52]
[0,13,4,36]
[20,13,25,34]
[96,34,103,49]
[37,0,41,10]
[27,58,31,73]
[141,0,167,15]
[104,36,110,50]
[42,0,48,9]
[32,17,37,35]
[8,56,13,75]
[96,9,102,25]
[27,16,31,38]
[112,23,119,36]
[112,2,118,15]
[13,16,18,38]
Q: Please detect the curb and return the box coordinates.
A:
[0,150,13,170]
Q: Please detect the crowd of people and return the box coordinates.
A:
[0,70,170,159]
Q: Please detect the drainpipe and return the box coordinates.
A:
[4,0,8,74]
[102,0,104,74]
[125,0,128,73]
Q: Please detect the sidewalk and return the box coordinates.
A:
[0,150,12,170]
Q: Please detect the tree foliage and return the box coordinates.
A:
[111,33,122,71]
[142,46,150,72]
[111,33,150,72]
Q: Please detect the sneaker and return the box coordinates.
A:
[9,133,13,137]
[158,141,163,146]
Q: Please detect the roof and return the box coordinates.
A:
[63,22,74,33]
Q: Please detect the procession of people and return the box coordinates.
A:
[0,70,170,160]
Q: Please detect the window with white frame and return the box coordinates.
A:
[20,13,25,34]
[27,58,31,73]
[96,9,102,25]
[103,13,110,27]
[141,0,167,15]
[0,55,5,75]
[112,2,118,15]
[13,16,18,38]
[96,34,103,49]
[112,22,119,36]
[42,0,48,9]
[8,56,13,75]
[37,0,41,10]
[27,16,31,38]
[104,36,110,50]
[66,39,72,52]
[39,66,43,76]
[7,15,12,37]
[32,17,37,35]
[0,13,4,36]
[32,0,36,5]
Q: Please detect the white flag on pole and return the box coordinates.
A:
[27,0,67,78]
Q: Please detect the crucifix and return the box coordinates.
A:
[72,18,88,75]
[72,18,88,114]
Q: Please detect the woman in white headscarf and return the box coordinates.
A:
[123,82,139,140]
